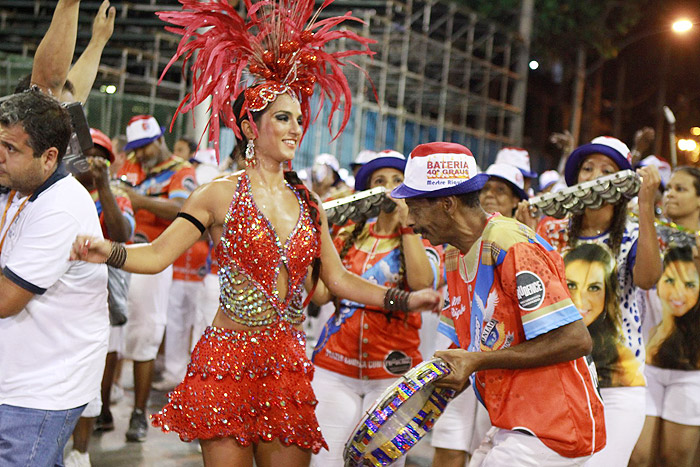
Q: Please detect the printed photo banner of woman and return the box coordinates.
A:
[563,243,644,388]
[646,246,700,370]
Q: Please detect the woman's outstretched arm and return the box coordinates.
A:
[71,181,223,274]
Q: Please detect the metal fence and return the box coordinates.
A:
[1,0,524,170]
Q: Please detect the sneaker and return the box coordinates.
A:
[64,449,91,467]
[151,378,179,392]
[125,409,148,442]
[94,412,115,432]
[110,384,124,404]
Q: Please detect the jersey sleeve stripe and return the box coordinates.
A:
[522,302,582,340]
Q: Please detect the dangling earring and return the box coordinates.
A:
[245,139,257,168]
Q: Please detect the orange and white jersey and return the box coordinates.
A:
[172,240,209,282]
[439,214,606,458]
[312,221,441,379]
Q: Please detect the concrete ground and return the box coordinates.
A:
[68,361,435,467]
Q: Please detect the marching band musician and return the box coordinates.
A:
[309,150,441,466]
[393,142,606,466]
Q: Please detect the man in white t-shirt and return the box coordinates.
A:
[0,90,109,466]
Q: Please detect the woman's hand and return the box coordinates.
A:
[389,194,410,227]
[70,235,112,263]
[408,288,442,313]
[515,200,539,230]
[636,164,661,212]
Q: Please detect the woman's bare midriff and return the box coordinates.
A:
[210,307,304,332]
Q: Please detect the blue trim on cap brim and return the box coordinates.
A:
[354,157,407,191]
[487,175,528,200]
[123,126,165,151]
[564,143,632,186]
[391,173,489,199]
[518,168,538,179]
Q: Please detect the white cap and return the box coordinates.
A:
[313,153,340,173]
[494,147,536,178]
[193,148,218,166]
[485,163,527,200]
[539,170,561,190]
[351,149,377,167]
[391,142,488,198]
[124,115,165,151]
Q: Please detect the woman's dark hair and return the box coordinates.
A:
[567,154,630,255]
[564,243,621,387]
[231,92,323,286]
[568,199,628,256]
[586,307,622,387]
[653,246,700,370]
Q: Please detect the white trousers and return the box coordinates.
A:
[583,386,646,467]
[431,387,491,454]
[162,279,204,382]
[191,273,219,352]
[310,367,406,467]
[470,428,591,467]
[123,266,172,362]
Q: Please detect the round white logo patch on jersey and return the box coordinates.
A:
[516,271,545,310]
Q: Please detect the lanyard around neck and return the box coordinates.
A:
[0,190,31,256]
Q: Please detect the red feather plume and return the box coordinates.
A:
[157,0,376,160]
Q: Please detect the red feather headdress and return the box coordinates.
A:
[158,0,375,158]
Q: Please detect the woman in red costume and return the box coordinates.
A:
[71,1,440,466]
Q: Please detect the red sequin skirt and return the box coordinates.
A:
[151,321,328,453]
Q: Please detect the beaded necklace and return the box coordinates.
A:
[628,211,700,237]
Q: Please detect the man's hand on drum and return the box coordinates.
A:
[433,348,480,393]
[408,289,442,313]
[70,235,112,263]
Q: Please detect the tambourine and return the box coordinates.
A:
[529,170,641,218]
[343,358,456,467]
[323,187,397,226]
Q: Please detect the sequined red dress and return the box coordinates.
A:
[152,172,327,452]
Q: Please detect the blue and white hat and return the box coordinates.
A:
[495,147,537,179]
[354,150,406,191]
[391,142,488,199]
[485,163,528,200]
[564,136,632,186]
[124,115,165,151]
